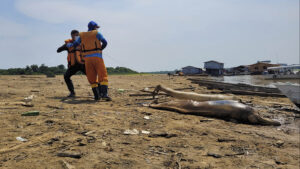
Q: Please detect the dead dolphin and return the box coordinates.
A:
[153,85,238,101]
[150,100,280,126]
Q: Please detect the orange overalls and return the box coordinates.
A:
[79,30,108,88]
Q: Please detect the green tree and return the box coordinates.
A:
[58,64,65,70]
[25,66,33,75]
[30,64,39,72]
[39,64,48,73]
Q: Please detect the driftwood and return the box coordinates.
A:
[131,86,195,97]
[152,85,238,101]
[188,78,285,97]
[223,89,285,97]
[141,87,195,92]
[172,87,195,91]
[129,93,166,97]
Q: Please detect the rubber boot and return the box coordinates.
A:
[98,83,103,98]
[100,85,112,101]
[92,87,100,101]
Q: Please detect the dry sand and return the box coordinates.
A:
[0,74,299,169]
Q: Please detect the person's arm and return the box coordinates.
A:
[66,36,81,48]
[57,44,68,53]
[96,32,107,50]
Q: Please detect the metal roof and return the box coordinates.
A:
[267,65,300,70]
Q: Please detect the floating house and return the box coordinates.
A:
[182,66,203,75]
[204,60,224,76]
[248,61,280,75]
[226,65,250,75]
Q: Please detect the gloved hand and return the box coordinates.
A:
[57,44,68,53]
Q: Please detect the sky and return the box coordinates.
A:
[0,0,299,72]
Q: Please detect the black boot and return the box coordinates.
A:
[98,83,103,98]
[100,85,112,101]
[67,92,75,98]
[92,87,100,100]
[64,73,75,97]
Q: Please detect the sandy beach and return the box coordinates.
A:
[0,74,299,168]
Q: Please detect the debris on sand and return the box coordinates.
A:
[148,132,177,138]
[275,140,284,148]
[274,157,288,165]
[130,93,165,97]
[101,141,113,151]
[60,160,75,169]
[141,130,150,134]
[24,95,35,102]
[217,138,236,142]
[224,152,245,156]
[45,120,55,125]
[104,143,114,152]
[57,152,82,159]
[82,130,96,136]
[47,138,59,145]
[207,152,222,158]
[21,111,39,116]
[76,138,87,146]
[141,112,152,116]
[46,105,64,110]
[143,116,150,120]
[22,102,34,107]
[142,87,150,92]
[200,118,214,122]
[124,129,139,135]
[123,129,150,135]
[278,106,300,114]
[101,141,107,146]
[118,89,125,93]
[140,103,151,107]
[16,137,28,142]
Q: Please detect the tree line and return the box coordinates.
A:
[0,64,138,76]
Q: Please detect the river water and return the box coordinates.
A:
[207,75,300,87]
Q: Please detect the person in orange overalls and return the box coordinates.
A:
[67,21,111,101]
[57,30,86,97]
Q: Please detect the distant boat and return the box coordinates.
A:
[275,83,300,108]
[264,65,300,80]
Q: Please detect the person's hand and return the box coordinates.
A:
[57,44,67,53]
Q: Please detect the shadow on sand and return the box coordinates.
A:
[47,96,97,104]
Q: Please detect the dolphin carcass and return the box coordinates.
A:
[150,85,280,126]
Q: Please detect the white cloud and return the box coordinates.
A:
[15,0,137,24]
[5,0,299,71]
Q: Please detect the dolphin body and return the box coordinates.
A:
[151,85,280,126]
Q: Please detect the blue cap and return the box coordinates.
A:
[88,21,100,31]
